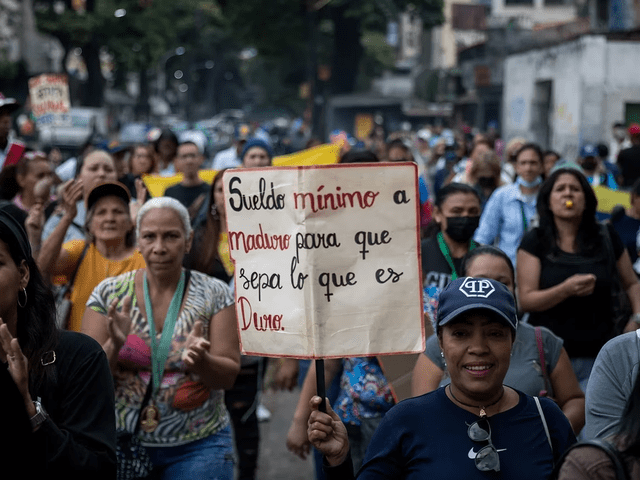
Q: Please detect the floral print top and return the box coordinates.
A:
[333,357,394,426]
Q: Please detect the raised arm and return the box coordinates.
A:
[37,180,84,277]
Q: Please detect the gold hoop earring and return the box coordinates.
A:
[17,288,27,308]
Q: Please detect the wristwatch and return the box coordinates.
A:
[30,398,49,430]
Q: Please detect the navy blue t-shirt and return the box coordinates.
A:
[325,387,576,480]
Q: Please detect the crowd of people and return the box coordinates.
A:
[3,85,640,479]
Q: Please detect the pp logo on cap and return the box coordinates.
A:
[459,278,495,298]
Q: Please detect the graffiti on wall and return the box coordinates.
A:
[555,103,578,135]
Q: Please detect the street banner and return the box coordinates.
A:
[28,74,70,118]
[142,143,340,197]
[223,163,424,358]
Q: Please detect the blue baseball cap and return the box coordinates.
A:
[580,144,597,158]
[241,138,274,162]
[437,277,518,331]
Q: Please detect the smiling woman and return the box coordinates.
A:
[412,246,585,433]
[307,277,577,479]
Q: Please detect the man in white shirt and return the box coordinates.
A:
[212,123,251,170]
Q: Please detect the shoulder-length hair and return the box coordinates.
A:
[129,144,156,175]
[536,167,600,256]
[0,211,58,391]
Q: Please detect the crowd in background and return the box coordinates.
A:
[3,85,640,480]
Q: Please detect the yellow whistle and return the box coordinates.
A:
[565,200,573,209]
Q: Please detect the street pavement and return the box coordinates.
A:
[256,388,315,480]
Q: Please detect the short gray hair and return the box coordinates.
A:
[136,197,192,238]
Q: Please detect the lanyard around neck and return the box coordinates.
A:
[144,270,186,392]
[520,202,528,232]
[437,231,477,280]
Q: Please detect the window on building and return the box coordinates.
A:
[504,0,534,5]
[544,0,573,6]
[452,4,487,30]
[625,103,640,126]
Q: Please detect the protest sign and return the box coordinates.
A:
[223,163,424,358]
[28,74,70,118]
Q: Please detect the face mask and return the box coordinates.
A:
[445,216,480,243]
[516,176,543,189]
[477,176,496,189]
[582,158,597,171]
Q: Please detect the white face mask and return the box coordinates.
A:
[516,176,543,189]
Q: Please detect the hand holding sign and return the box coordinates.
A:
[307,396,350,466]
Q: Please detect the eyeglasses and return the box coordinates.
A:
[468,417,500,472]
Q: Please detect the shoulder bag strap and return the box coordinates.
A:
[58,242,90,298]
[535,327,552,397]
[534,396,553,454]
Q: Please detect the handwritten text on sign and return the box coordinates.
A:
[28,74,70,118]
[224,164,424,358]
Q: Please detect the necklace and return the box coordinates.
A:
[448,385,505,418]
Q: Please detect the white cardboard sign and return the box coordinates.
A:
[28,74,70,118]
[223,163,424,358]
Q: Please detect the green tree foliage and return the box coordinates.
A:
[221,0,443,95]
[34,0,225,106]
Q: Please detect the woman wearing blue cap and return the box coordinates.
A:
[241,138,273,168]
[307,277,576,479]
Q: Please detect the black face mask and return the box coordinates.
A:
[445,216,480,243]
[477,176,496,189]
[582,158,597,171]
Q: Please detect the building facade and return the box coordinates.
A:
[503,33,640,159]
